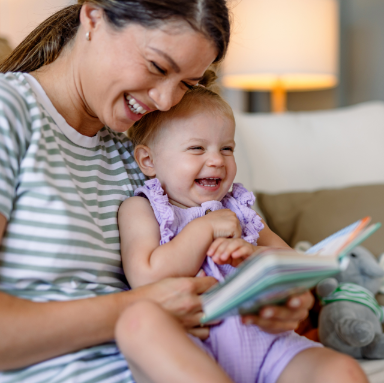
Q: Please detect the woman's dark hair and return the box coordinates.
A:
[0,0,230,73]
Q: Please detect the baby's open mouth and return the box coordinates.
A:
[195,178,221,187]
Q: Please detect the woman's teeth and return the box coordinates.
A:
[125,95,147,114]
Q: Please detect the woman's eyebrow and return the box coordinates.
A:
[149,47,180,73]
[149,47,204,81]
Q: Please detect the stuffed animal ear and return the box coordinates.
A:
[316,278,338,298]
[352,246,384,278]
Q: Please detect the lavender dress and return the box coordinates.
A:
[134,179,321,383]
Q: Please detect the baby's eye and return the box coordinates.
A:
[188,146,205,152]
[221,146,234,154]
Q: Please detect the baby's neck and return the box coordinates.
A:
[168,198,191,209]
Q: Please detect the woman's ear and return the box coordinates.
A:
[80,2,104,35]
[134,145,156,177]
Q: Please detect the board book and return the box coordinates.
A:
[201,217,381,324]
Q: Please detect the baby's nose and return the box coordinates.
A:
[207,152,225,166]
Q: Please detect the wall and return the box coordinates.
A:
[225,0,384,113]
[0,0,74,48]
[338,0,384,107]
[2,0,384,112]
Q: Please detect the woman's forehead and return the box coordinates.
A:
[121,22,217,73]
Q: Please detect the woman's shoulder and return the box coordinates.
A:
[0,72,35,140]
[0,72,32,113]
[99,126,135,151]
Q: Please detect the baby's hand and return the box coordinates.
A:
[207,238,257,267]
[201,209,242,240]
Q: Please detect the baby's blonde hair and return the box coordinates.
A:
[128,70,234,148]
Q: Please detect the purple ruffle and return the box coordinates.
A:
[222,183,264,245]
[134,179,264,246]
[134,179,175,245]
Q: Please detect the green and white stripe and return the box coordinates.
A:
[0,72,146,382]
[321,282,384,322]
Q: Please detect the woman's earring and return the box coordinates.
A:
[86,31,91,41]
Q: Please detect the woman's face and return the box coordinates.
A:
[79,8,217,133]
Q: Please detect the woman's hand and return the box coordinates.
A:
[201,209,242,240]
[240,291,314,333]
[138,276,217,339]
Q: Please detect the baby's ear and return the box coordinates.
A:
[134,145,156,177]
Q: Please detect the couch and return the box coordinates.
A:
[233,101,384,382]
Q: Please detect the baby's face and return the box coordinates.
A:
[152,108,237,208]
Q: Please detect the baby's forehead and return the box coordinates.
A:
[158,112,235,145]
[149,96,235,147]
[170,101,234,127]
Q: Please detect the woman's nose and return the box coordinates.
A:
[148,82,184,111]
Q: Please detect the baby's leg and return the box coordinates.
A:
[277,347,368,383]
[115,300,233,383]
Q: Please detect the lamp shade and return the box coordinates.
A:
[222,0,339,91]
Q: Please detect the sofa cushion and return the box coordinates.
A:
[257,184,384,256]
[234,102,384,194]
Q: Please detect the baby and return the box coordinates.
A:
[117,74,367,383]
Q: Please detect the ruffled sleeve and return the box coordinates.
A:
[222,183,264,244]
[134,178,176,245]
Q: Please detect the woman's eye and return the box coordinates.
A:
[151,61,166,75]
[182,81,195,90]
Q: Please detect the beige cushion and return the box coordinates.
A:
[256,184,384,256]
[233,102,384,194]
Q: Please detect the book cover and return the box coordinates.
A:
[201,217,381,324]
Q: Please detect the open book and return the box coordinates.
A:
[201,217,381,324]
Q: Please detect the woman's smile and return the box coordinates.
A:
[125,94,150,115]
[123,97,145,122]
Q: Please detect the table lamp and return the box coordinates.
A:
[222,0,339,113]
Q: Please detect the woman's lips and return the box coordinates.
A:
[125,93,152,114]
[124,98,144,122]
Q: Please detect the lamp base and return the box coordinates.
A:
[271,85,287,113]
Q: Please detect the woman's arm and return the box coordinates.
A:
[118,197,241,288]
[0,213,217,370]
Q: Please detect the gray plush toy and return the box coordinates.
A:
[316,246,384,359]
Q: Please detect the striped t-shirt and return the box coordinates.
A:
[0,72,146,382]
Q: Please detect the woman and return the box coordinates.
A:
[0,1,315,382]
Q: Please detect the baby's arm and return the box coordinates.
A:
[256,218,290,248]
[208,218,290,265]
[118,197,241,288]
